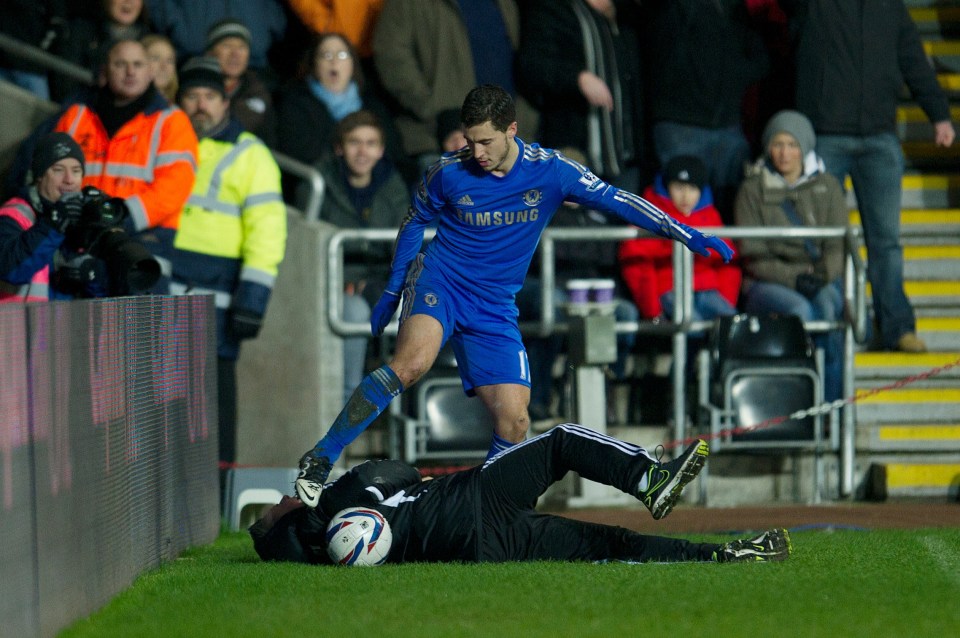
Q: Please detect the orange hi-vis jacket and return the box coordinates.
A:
[53,91,198,235]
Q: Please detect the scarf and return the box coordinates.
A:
[306,77,362,122]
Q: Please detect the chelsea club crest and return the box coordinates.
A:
[522,189,542,206]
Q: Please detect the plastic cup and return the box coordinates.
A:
[591,279,616,303]
[566,279,591,304]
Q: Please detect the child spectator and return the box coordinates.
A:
[619,155,740,323]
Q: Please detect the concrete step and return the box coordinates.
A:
[902,140,960,170]
[861,423,960,452]
[910,7,960,37]
[849,208,960,236]
[936,71,960,96]
[854,244,960,279]
[867,461,960,499]
[864,280,960,308]
[897,105,960,141]
[903,280,960,307]
[846,174,960,209]
[855,350,960,380]
[902,246,960,279]
[854,387,960,423]
[923,39,960,71]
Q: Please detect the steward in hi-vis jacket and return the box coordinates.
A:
[53,39,198,292]
[173,56,287,474]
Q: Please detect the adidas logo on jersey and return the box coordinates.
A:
[457,194,475,207]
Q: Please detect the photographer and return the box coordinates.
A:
[0,132,160,302]
[0,133,97,301]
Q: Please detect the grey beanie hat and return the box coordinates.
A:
[762,110,816,159]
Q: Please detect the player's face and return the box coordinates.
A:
[105,41,153,104]
[179,87,230,135]
[38,158,83,202]
[338,125,385,178]
[667,182,701,215]
[768,132,803,183]
[464,120,518,176]
[210,36,250,80]
[314,35,354,94]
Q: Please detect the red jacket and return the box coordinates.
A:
[618,180,740,319]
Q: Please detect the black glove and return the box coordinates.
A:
[46,193,83,234]
[795,273,826,299]
[229,308,263,341]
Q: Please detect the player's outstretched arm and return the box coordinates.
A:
[555,157,734,263]
[677,223,736,263]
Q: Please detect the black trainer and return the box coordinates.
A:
[294,449,332,508]
[638,439,709,520]
[714,529,792,563]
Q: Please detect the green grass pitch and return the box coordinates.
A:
[60,527,960,637]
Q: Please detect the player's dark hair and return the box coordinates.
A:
[460,84,516,132]
[249,509,312,563]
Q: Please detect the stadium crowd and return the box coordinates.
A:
[1,1,955,480]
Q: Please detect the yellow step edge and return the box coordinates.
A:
[859,245,960,260]
[855,351,960,367]
[918,318,960,331]
[901,174,960,189]
[866,281,960,296]
[898,106,960,122]
[938,74,960,90]
[878,425,960,441]
[856,388,960,403]
[910,8,960,22]
[904,280,960,295]
[849,210,960,225]
[846,174,960,192]
[923,40,960,55]
[884,463,960,489]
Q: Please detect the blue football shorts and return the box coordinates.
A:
[400,256,530,395]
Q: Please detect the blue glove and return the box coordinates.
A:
[683,226,735,263]
[370,290,401,336]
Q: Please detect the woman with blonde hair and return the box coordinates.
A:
[142,34,178,103]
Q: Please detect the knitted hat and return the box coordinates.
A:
[762,110,816,159]
[178,56,226,97]
[206,19,251,50]
[663,155,707,189]
[31,132,85,182]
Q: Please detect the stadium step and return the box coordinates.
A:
[862,423,960,452]
[854,388,960,423]
[897,105,960,141]
[867,461,960,499]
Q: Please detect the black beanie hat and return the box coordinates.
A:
[178,56,226,98]
[663,155,707,190]
[31,132,85,182]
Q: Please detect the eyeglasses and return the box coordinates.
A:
[318,50,351,61]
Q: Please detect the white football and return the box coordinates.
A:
[325,507,393,566]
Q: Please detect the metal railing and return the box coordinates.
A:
[323,225,868,496]
[0,32,95,88]
[272,150,325,222]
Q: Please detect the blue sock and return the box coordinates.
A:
[313,365,404,462]
[485,433,516,461]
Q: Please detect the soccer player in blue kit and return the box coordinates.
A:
[295,85,734,513]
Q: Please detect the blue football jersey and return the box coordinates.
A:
[385,138,697,303]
